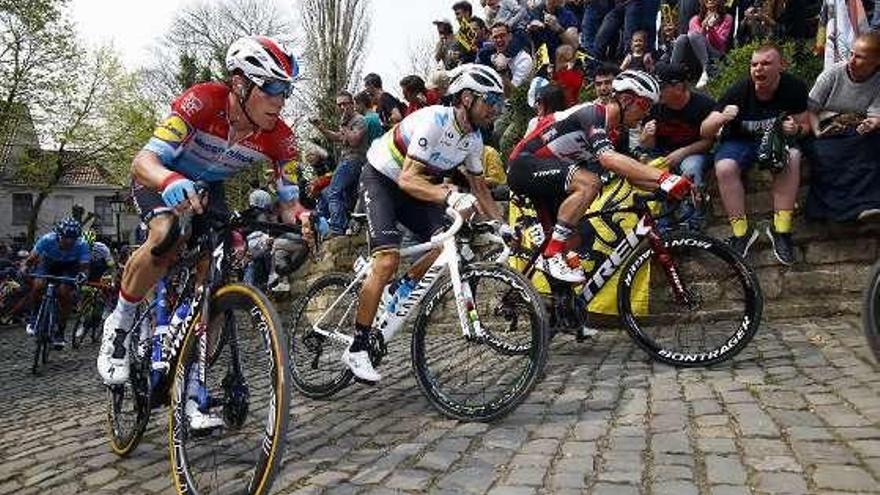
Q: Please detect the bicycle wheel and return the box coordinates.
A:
[286,273,355,399]
[411,262,548,422]
[71,289,94,349]
[862,260,880,362]
[107,302,153,457]
[168,283,290,495]
[618,231,763,367]
[31,298,51,375]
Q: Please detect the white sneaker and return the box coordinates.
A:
[341,348,381,382]
[25,323,35,336]
[696,70,709,89]
[538,253,586,284]
[75,323,86,339]
[185,399,225,430]
[579,326,600,339]
[97,312,130,385]
[272,281,290,293]
[267,272,279,287]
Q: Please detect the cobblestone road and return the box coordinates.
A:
[1,315,879,495]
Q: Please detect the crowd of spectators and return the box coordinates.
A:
[292,0,878,269]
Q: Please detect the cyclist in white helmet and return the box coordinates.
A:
[341,64,510,382]
[507,70,694,283]
[97,36,308,428]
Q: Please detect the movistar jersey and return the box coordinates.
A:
[366,105,484,183]
[33,233,90,265]
[143,82,300,197]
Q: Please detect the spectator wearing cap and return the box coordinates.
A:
[363,73,405,131]
[453,1,479,63]
[805,31,880,221]
[527,0,579,61]
[700,43,809,265]
[434,18,464,70]
[400,75,439,116]
[478,22,535,93]
[640,62,716,230]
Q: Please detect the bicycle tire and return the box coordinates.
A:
[411,262,548,422]
[31,297,51,375]
[168,283,290,495]
[71,290,95,349]
[107,302,153,457]
[618,231,763,367]
[861,260,880,362]
[287,273,355,399]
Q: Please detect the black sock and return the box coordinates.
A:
[351,323,372,351]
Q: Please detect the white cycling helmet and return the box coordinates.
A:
[249,189,273,210]
[446,63,505,96]
[226,36,299,87]
[527,76,550,109]
[612,70,661,104]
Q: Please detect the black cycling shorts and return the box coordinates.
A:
[130,179,229,241]
[360,163,447,253]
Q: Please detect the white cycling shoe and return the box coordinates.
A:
[341,348,381,382]
[538,253,586,284]
[185,399,225,430]
[97,312,130,385]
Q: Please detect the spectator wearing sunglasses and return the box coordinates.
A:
[478,21,535,93]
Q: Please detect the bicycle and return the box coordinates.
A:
[862,259,880,362]
[28,273,79,375]
[506,185,764,367]
[288,208,549,422]
[71,276,113,348]
[105,203,296,495]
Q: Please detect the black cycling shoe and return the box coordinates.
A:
[726,226,759,258]
[766,226,795,266]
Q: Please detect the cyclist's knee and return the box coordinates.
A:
[371,250,400,283]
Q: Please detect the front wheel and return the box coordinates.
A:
[618,231,763,367]
[862,260,880,362]
[168,283,290,495]
[411,262,548,422]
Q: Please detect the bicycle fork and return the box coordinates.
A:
[647,229,695,309]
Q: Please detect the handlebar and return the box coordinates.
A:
[431,208,464,247]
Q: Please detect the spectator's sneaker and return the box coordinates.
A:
[341,332,381,382]
[538,253,586,284]
[857,209,880,222]
[578,326,600,339]
[696,70,709,89]
[25,323,35,336]
[51,327,66,349]
[97,312,130,385]
[185,399,225,431]
[272,281,290,293]
[765,226,795,266]
[726,227,759,258]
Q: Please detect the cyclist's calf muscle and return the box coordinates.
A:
[120,214,183,301]
[558,169,601,225]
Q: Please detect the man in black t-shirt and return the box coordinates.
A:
[640,63,715,230]
[701,44,809,265]
[364,73,406,131]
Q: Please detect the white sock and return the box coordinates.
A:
[113,292,141,330]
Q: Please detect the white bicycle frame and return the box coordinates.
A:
[308,208,510,348]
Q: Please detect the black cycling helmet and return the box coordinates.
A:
[54,217,82,239]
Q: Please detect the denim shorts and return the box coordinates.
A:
[714,139,760,169]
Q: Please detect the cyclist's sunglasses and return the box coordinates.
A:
[480,92,505,113]
[261,79,293,99]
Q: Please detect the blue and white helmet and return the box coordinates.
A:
[54,217,82,239]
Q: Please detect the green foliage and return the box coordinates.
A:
[706,40,824,99]
[176,52,214,90]
[498,84,533,161]
[224,165,265,211]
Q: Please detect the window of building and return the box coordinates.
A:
[12,193,33,226]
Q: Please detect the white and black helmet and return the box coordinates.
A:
[612,70,661,104]
[226,36,299,86]
[446,63,505,96]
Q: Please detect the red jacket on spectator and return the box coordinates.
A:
[553,68,584,108]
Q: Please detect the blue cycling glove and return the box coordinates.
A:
[160,172,196,207]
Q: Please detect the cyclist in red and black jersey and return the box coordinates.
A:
[507,70,694,283]
[97,36,307,395]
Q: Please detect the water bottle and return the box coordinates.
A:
[377,279,400,316]
[151,324,169,374]
[387,276,416,314]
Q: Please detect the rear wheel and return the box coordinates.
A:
[107,301,153,457]
[861,260,880,362]
[618,231,763,367]
[287,273,356,399]
[411,263,548,421]
[168,283,290,495]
